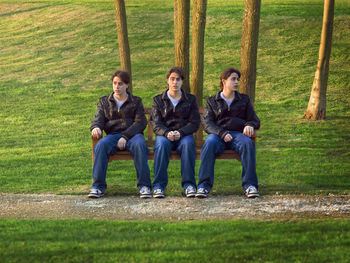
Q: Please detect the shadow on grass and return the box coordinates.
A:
[0,4,53,18]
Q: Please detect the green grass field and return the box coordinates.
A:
[1,0,349,261]
[1,219,349,263]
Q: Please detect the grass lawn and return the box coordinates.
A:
[1,0,349,196]
[1,219,349,263]
[1,1,349,262]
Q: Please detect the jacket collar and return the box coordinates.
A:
[108,92,134,103]
[215,90,241,101]
[161,89,189,101]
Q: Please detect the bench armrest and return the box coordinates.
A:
[92,135,102,148]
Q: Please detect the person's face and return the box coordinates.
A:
[222,72,239,92]
[112,76,128,97]
[167,72,183,93]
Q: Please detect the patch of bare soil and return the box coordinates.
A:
[0,193,349,221]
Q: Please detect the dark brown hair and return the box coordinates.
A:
[166,67,185,80]
[220,67,241,90]
[111,70,130,84]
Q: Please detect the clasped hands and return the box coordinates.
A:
[167,130,181,141]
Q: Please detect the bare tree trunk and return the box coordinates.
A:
[114,0,132,92]
[174,0,190,93]
[240,0,261,104]
[191,0,207,147]
[191,0,207,106]
[304,0,334,120]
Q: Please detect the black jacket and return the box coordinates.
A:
[150,89,200,137]
[90,92,147,140]
[202,91,260,139]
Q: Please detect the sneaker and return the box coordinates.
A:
[185,185,196,198]
[195,188,209,198]
[88,189,104,198]
[139,186,152,199]
[245,185,259,198]
[153,188,165,198]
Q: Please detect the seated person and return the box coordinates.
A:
[89,70,152,199]
[196,67,260,198]
[150,67,200,198]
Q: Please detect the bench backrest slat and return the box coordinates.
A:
[144,108,153,147]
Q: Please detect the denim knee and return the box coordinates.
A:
[94,139,109,154]
[236,135,255,153]
[178,135,195,151]
[154,136,172,151]
[128,134,148,151]
[203,134,221,149]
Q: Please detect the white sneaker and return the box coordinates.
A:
[185,185,196,198]
[139,186,152,199]
[245,185,259,198]
[88,189,104,198]
[153,188,165,198]
[195,188,209,198]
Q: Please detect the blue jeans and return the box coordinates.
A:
[197,132,258,192]
[153,135,196,190]
[92,133,151,192]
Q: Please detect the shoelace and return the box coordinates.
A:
[140,187,150,193]
[198,188,207,194]
[247,186,257,193]
[186,186,195,192]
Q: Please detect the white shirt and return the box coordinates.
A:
[220,92,233,108]
[113,94,128,111]
[167,90,181,108]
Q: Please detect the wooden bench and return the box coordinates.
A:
[92,107,256,164]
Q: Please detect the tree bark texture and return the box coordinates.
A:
[114,0,132,92]
[191,0,207,106]
[240,0,261,104]
[304,0,334,120]
[191,0,207,147]
[174,0,190,92]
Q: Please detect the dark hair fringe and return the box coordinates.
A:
[166,67,185,80]
[111,70,130,84]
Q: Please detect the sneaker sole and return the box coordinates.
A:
[246,193,260,198]
[88,193,104,198]
[153,194,165,198]
[140,194,152,199]
[186,193,196,198]
[195,193,208,198]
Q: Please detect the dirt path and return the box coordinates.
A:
[1,193,349,221]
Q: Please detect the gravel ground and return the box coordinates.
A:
[1,193,349,221]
